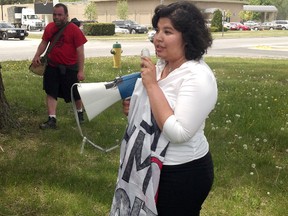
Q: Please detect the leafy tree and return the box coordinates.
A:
[211,9,223,31]
[249,0,272,4]
[225,10,232,22]
[270,0,288,19]
[84,1,97,21]
[247,0,288,19]
[117,0,128,20]
[239,10,254,22]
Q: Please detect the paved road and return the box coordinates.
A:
[0,38,155,61]
[208,37,288,59]
[1,36,288,61]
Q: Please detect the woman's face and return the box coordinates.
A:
[153,17,186,62]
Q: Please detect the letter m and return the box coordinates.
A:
[122,129,151,183]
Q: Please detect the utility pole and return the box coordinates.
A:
[1,0,3,21]
[222,10,226,37]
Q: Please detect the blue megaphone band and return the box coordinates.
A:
[117,72,141,99]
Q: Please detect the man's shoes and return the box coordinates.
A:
[39,117,57,130]
[77,111,84,124]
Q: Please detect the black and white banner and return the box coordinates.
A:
[110,79,169,216]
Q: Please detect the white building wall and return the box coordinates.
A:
[0,0,247,25]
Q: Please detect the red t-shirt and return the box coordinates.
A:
[43,22,87,65]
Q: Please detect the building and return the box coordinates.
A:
[243,5,278,21]
[88,0,249,25]
[1,0,249,25]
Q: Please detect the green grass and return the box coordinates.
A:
[0,56,287,215]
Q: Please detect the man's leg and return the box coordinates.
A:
[47,95,57,115]
[39,95,58,129]
[75,99,84,123]
[75,99,82,111]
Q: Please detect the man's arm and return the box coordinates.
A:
[76,45,85,81]
[32,40,49,66]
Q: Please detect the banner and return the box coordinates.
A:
[34,0,56,14]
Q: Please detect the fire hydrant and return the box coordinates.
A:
[110,42,122,68]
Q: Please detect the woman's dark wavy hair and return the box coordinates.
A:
[152,1,212,60]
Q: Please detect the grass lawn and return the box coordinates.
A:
[0,56,287,215]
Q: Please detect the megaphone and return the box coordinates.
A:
[71,49,150,153]
[77,72,141,121]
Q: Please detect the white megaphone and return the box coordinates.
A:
[77,72,141,121]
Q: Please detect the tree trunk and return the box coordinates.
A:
[0,64,20,130]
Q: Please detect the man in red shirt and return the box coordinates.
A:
[32,3,87,129]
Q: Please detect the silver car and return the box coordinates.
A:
[261,22,276,30]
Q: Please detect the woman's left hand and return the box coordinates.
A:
[122,99,130,116]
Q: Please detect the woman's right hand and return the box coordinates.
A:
[122,99,130,116]
[140,57,157,89]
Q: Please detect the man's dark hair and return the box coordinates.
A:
[54,3,68,15]
[152,1,212,60]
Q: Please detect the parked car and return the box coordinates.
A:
[243,20,260,28]
[261,22,276,30]
[223,21,231,29]
[147,30,156,43]
[0,22,28,40]
[243,20,264,31]
[206,19,211,28]
[112,20,148,34]
[230,22,251,31]
[250,24,264,31]
[115,25,129,34]
[274,20,288,30]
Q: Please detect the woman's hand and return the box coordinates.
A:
[122,99,130,116]
[140,57,157,89]
[140,57,173,130]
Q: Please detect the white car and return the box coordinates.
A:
[115,26,129,34]
[243,20,260,27]
[274,20,288,30]
[147,30,156,43]
[223,21,231,29]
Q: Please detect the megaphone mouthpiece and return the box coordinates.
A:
[117,72,141,99]
[141,48,150,58]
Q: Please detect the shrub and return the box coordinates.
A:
[211,9,223,32]
[83,23,115,36]
[209,26,219,32]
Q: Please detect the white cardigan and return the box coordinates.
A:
[155,59,218,165]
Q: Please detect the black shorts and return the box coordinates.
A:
[43,65,80,103]
[156,152,214,216]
